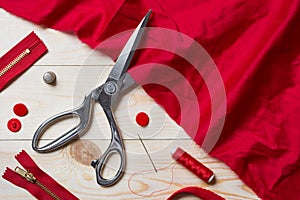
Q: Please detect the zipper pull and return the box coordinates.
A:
[14,166,37,183]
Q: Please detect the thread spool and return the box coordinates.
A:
[171,147,215,184]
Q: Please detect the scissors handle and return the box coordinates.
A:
[91,107,125,187]
[32,93,93,153]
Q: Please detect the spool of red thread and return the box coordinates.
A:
[171,147,215,184]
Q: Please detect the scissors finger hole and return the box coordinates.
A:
[100,151,122,180]
[37,115,80,147]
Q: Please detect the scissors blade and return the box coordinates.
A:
[120,73,136,92]
[109,9,152,81]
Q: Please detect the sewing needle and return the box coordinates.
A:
[137,133,158,173]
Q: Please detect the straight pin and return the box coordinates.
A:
[137,133,158,173]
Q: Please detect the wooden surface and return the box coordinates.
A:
[0,9,259,200]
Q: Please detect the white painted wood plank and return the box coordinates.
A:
[0,140,258,200]
[0,64,186,140]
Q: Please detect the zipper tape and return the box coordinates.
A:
[0,31,48,92]
[2,150,79,200]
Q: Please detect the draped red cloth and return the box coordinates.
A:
[1,1,299,199]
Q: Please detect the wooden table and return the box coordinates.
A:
[0,9,259,200]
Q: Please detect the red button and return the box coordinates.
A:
[7,118,22,132]
[13,103,28,117]
[136,112,150,127]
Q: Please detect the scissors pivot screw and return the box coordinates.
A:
[104,81,118,94]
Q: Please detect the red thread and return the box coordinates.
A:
[127,164,176,197]
[171,147,215,184]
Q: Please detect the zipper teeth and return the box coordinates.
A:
[0,48,30,77]
[14,167,61,200]
[36,180,61,200]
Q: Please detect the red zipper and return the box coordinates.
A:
[0,31,47,91]
[2,150,79,200]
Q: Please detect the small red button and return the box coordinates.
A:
[13,103,28,117]
[7,118,22,132]
[136,112,150,127]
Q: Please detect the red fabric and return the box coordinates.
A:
[167,186,225,200]
[1,1,300,199]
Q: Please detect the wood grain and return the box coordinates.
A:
[0,9,259,199]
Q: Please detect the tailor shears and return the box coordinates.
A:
[32,10,152,187]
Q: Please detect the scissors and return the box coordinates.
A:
[32,10,152,187]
